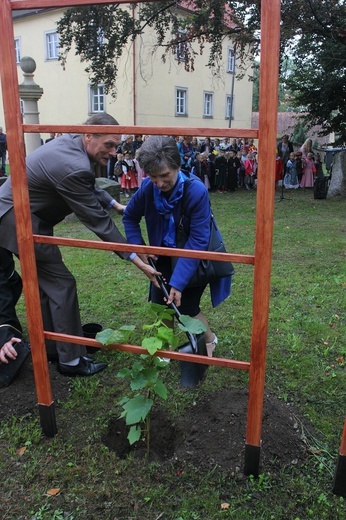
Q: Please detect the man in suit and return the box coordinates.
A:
[0,113,159,376]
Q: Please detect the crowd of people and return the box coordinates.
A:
[276,135,324,190]
[107,134,260,195]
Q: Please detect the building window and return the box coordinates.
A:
[226,95,235,119]
[14,38,21,64]
[174,31,188,62]
[227,47,235,73]
[45,31,59,60]
[89,84,105,113]
[175,88,187,116]
[203,92,213,118]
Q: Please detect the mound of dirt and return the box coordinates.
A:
[103,388,310,473]
[1,359,311,475]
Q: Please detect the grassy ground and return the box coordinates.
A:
[0,187,345,519]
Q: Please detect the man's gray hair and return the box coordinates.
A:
[84,114,119,126]
[83,114,119,137]
[137,135,181,175]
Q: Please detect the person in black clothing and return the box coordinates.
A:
[277,134,293,173]
[0,248,24,365]
[227,150,241,191]
[0,127,7,175]
[45,133,56,144]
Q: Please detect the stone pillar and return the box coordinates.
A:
[18,56,44,154]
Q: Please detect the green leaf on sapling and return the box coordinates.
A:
[96,326,135,345]
[116,368,132,379]
[178,315,207,334]
[128,425,142,445]
[142,336,162,355]
[122,395,153,425]
[153,380,168,399]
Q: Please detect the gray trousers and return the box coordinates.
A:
[0,246,86,364]
[36,257,87,363]
[0,209,86,363]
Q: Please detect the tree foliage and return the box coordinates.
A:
[56,1,254,98]
[281,0,346,144]
[57,0,346,142]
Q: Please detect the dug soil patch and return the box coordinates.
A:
[103,388,310,473]
[0,359,311,474]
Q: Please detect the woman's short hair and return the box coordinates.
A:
[137,135,181,175]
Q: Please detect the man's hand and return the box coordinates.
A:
[112,200,126,215]
[0,337,21,364]
[131,255,161,288]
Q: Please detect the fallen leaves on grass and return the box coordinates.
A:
[46,488,60,496]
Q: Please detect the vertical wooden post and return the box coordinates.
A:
[244,0,281,476]
[333,419,346,496]
[0,0,57,436]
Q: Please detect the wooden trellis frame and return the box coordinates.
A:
[0,0,282,477]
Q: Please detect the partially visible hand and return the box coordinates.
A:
[139,263,162,288]
[137,253,157,265]
[166,287,182,308]
[113,201,126,215]
[132,255,161,288]
[0,337,21,364]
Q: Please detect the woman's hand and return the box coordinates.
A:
[0,337,21,364]
[167,287,182,308]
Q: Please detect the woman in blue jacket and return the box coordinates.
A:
[123,136,232,357]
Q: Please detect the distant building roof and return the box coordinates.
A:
[251,112,330,147]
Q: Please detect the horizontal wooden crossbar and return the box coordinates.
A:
[33,235,255,264]
[10,0,213,10]
[44,332,251,370]
[22,124,259,139]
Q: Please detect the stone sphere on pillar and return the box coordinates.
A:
[20,56,36,74]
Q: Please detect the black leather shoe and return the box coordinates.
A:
[81,355,95,363]
[57,357,107,377]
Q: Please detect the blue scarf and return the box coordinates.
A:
[153,171,188,247]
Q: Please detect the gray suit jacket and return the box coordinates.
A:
[0,134,131,260]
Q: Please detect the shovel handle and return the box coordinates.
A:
[148,257,182,318]
[148,257,197,352]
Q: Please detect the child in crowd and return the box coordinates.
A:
[284,152,300,189]
[243,152,256,190]
[275,151,284,190]
[238,148,247,188]
[300,152,316,188]
[112,152,124,182]
[120,152,138,197]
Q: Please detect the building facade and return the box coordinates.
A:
[0,7,253,142]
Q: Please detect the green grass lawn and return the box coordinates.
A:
[0,187,345,519]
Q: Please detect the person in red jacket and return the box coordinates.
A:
[244,152,257,190]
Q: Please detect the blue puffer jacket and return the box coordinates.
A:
[123,173,232,307]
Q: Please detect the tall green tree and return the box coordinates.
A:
[57,1,346,142]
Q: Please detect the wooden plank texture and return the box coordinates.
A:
[0,0,54,407]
